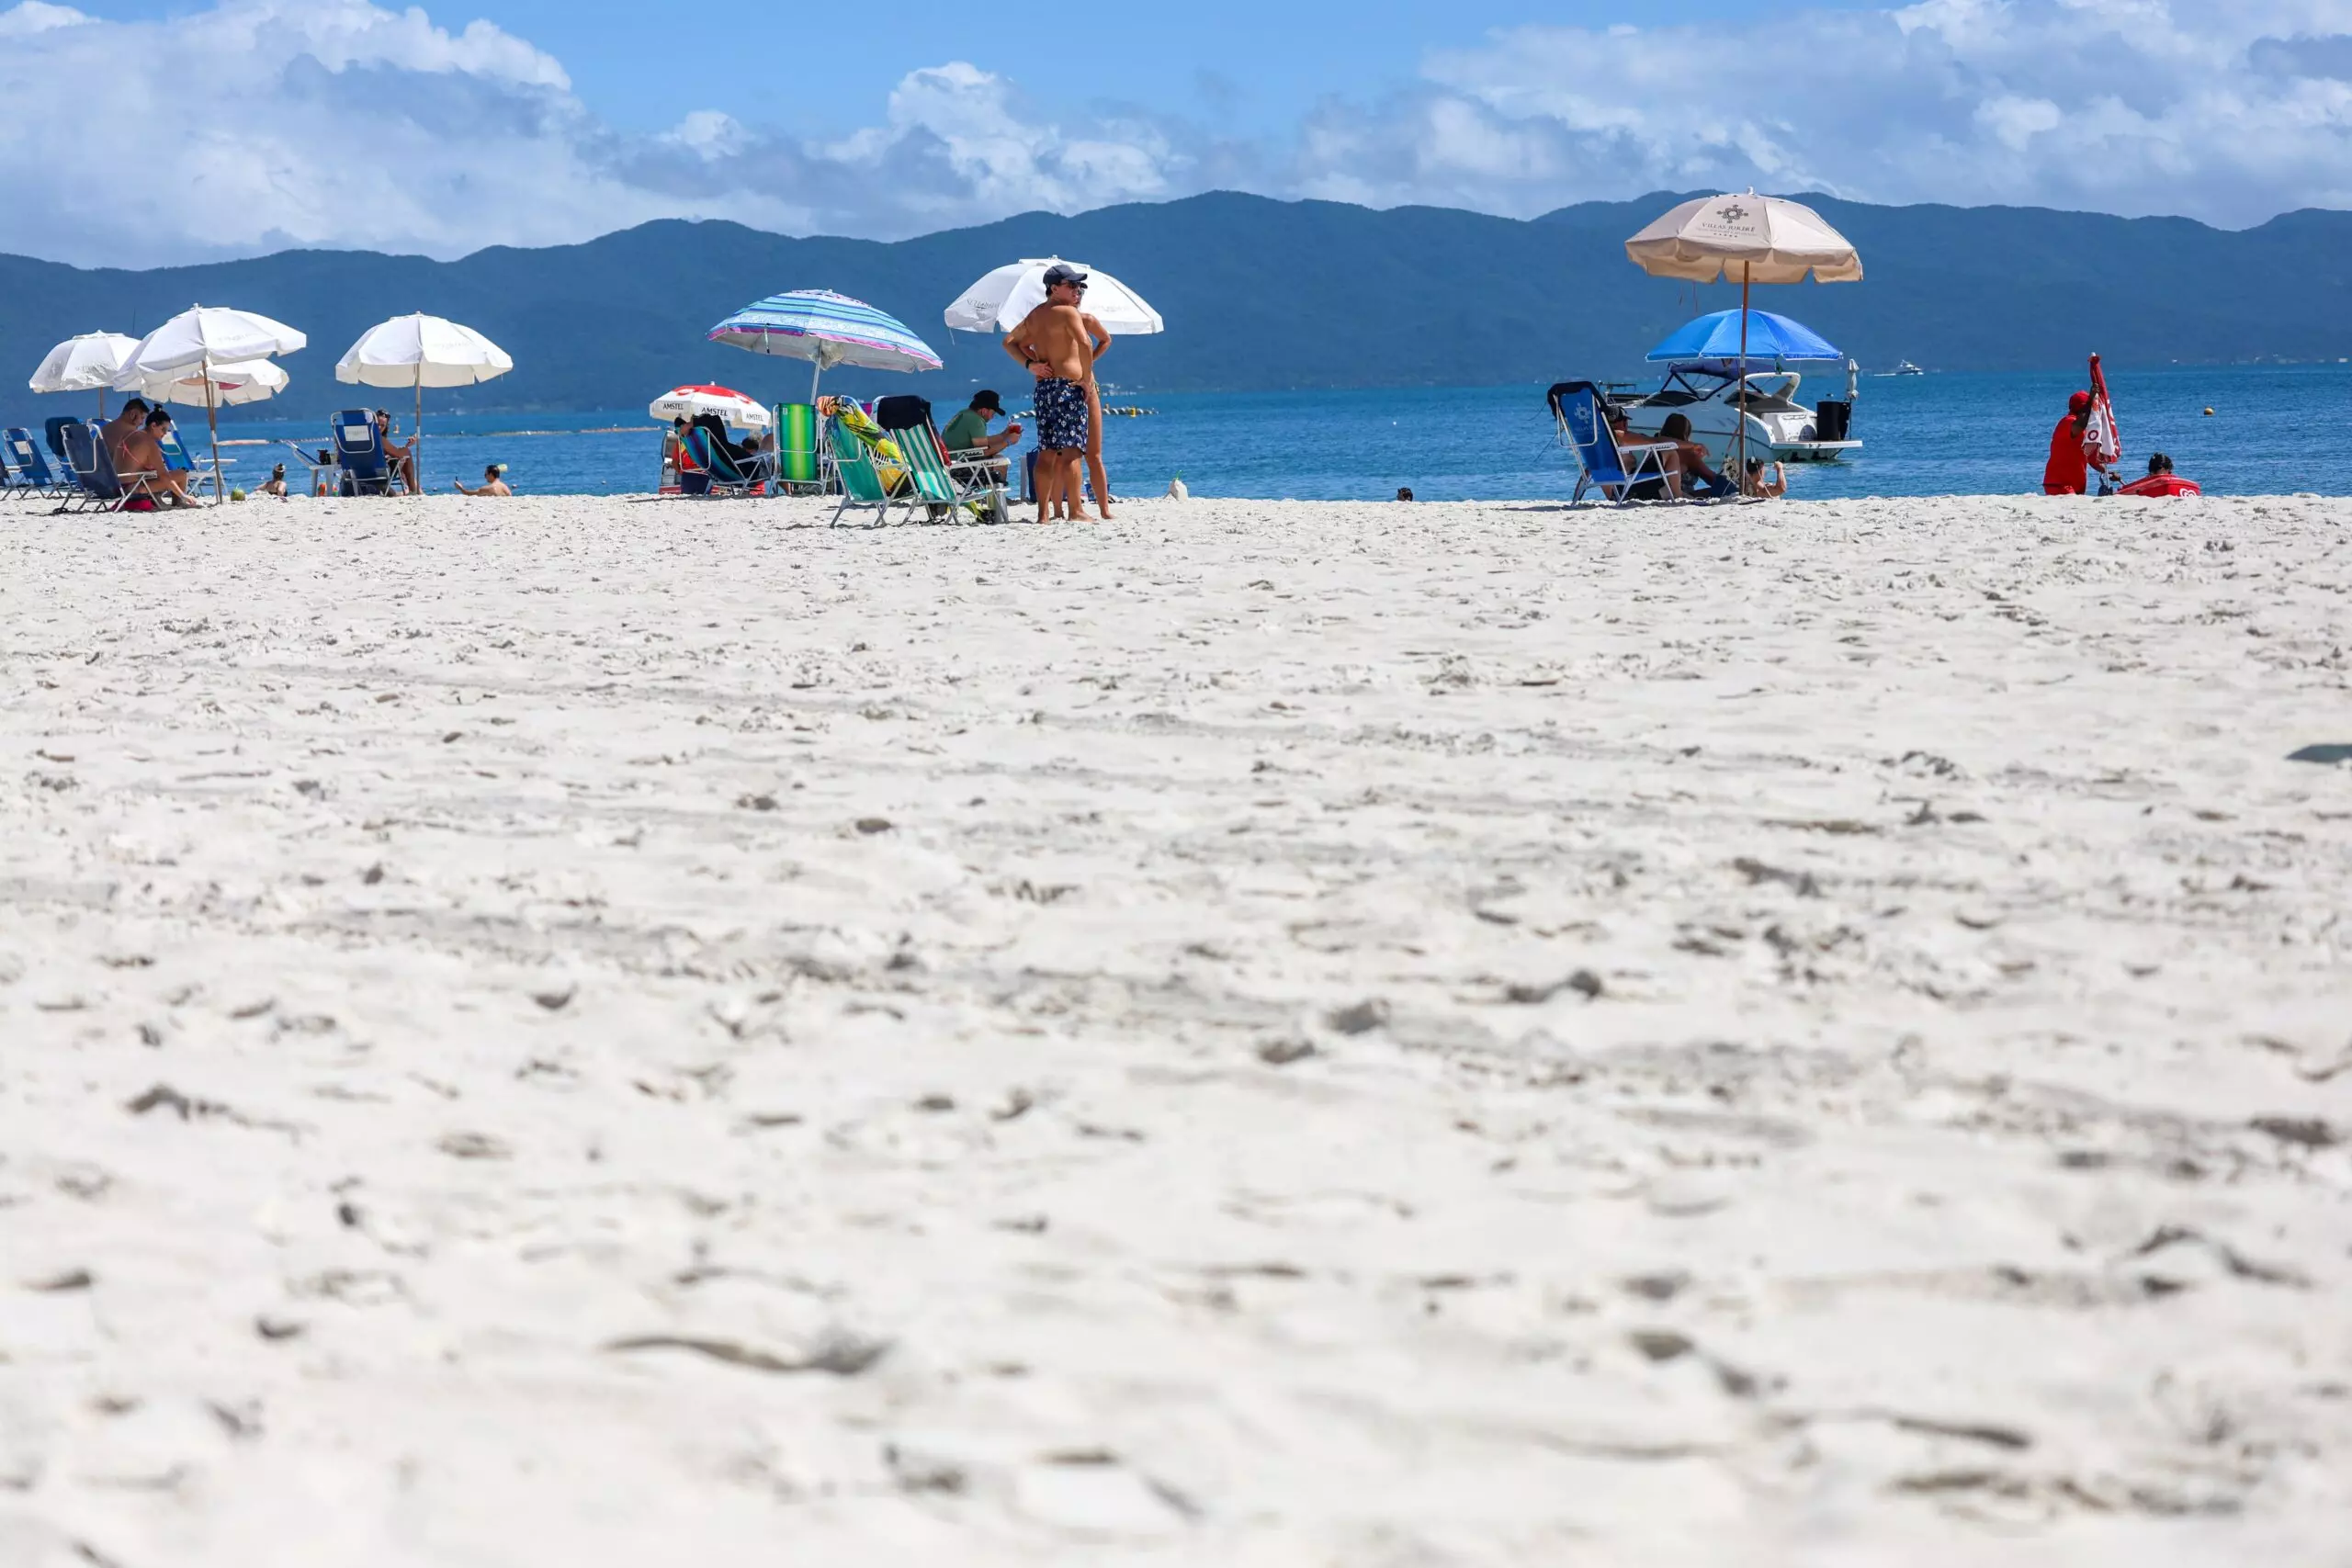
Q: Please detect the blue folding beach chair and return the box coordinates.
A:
[682,424,768,498]
[332,409,394,495]
[44,415,82,463]
[59,421,159,513]
[6,427,74,500]
[1548,381,1679,504]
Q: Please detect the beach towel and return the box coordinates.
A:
[818,396,908,493]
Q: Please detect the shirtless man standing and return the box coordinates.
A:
[1001,263,1094,523]
[117,408,199,508]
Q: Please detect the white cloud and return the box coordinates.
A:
[0,1,88,37]
[0,0,2346,268]
[1316,0,2352,225]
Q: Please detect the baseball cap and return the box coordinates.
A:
[971,389,1004,412]
[2068,390,2092,412]
[1040,263,1089,289]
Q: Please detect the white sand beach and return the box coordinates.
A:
[3,491,2348,1566]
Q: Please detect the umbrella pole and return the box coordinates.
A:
[415,366,424,496]
[1736,262,1750,491]
[204,361,224,501]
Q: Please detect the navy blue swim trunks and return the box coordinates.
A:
[1034,376,1090,451]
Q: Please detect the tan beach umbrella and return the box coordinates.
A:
[1625,192,1862,478]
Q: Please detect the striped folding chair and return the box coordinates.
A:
[826,419,906,527]
[896,422,1005,524]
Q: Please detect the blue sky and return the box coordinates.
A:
[2,0,2348,267]
[75,0,1884,139]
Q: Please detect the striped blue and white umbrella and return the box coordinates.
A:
[707,288,942,402]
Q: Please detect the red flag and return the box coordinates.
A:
[2086,353,2122,471]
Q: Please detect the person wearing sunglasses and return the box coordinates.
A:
[1001,263,1097,522]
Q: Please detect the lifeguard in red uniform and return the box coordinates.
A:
[2042,390,2096,494]
[2119,452,2202,497]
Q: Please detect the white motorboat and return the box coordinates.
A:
[1887,360,1926,377]
[1618,358,1860,466]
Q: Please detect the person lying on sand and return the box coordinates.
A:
[453,463,512,497]
[117,408,199,508]
[1002,263,1095,523]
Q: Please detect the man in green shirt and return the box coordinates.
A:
[939,390,1021,474]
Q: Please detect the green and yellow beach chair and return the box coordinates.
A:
[826,418,907,527]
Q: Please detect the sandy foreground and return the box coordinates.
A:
[1,491,2348,1566]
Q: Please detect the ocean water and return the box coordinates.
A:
[174,364,2350,502]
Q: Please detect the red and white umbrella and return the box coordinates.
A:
[650,385,771,428]
[2086,353,2122,477]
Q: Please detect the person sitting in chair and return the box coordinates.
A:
[1658,413,1735,499]
[101,397,152,466]
[940,390,1022,466]
[118,408,200,508]
[1607,406,1678,500]
[374,410,419,492]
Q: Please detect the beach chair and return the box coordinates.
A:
[826,419,908,527]
[158,426,215,499]
[332,409,395,495]
[44,415,81,462]
[772,402,822,493]
[876,400,1005,524]
[682,424,766,498]
[6,427,74,500]
[59,421,160,513]
[1548,381,1679,503]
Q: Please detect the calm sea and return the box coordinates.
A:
[181,364,2350,502]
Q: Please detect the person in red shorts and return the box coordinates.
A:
[2119,452,2202,497]
[2042,389,2102,494]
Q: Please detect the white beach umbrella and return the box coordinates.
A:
[116,305,308,497]
[336,313,514,492]
[29,332,141,415]
[943,257,1164,336]
[649,385,772,428]
[1624,191,1862,476]
[130,357,289,408]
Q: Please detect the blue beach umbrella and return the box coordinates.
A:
[707,288,943,403]
[1647,308,1842,365]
